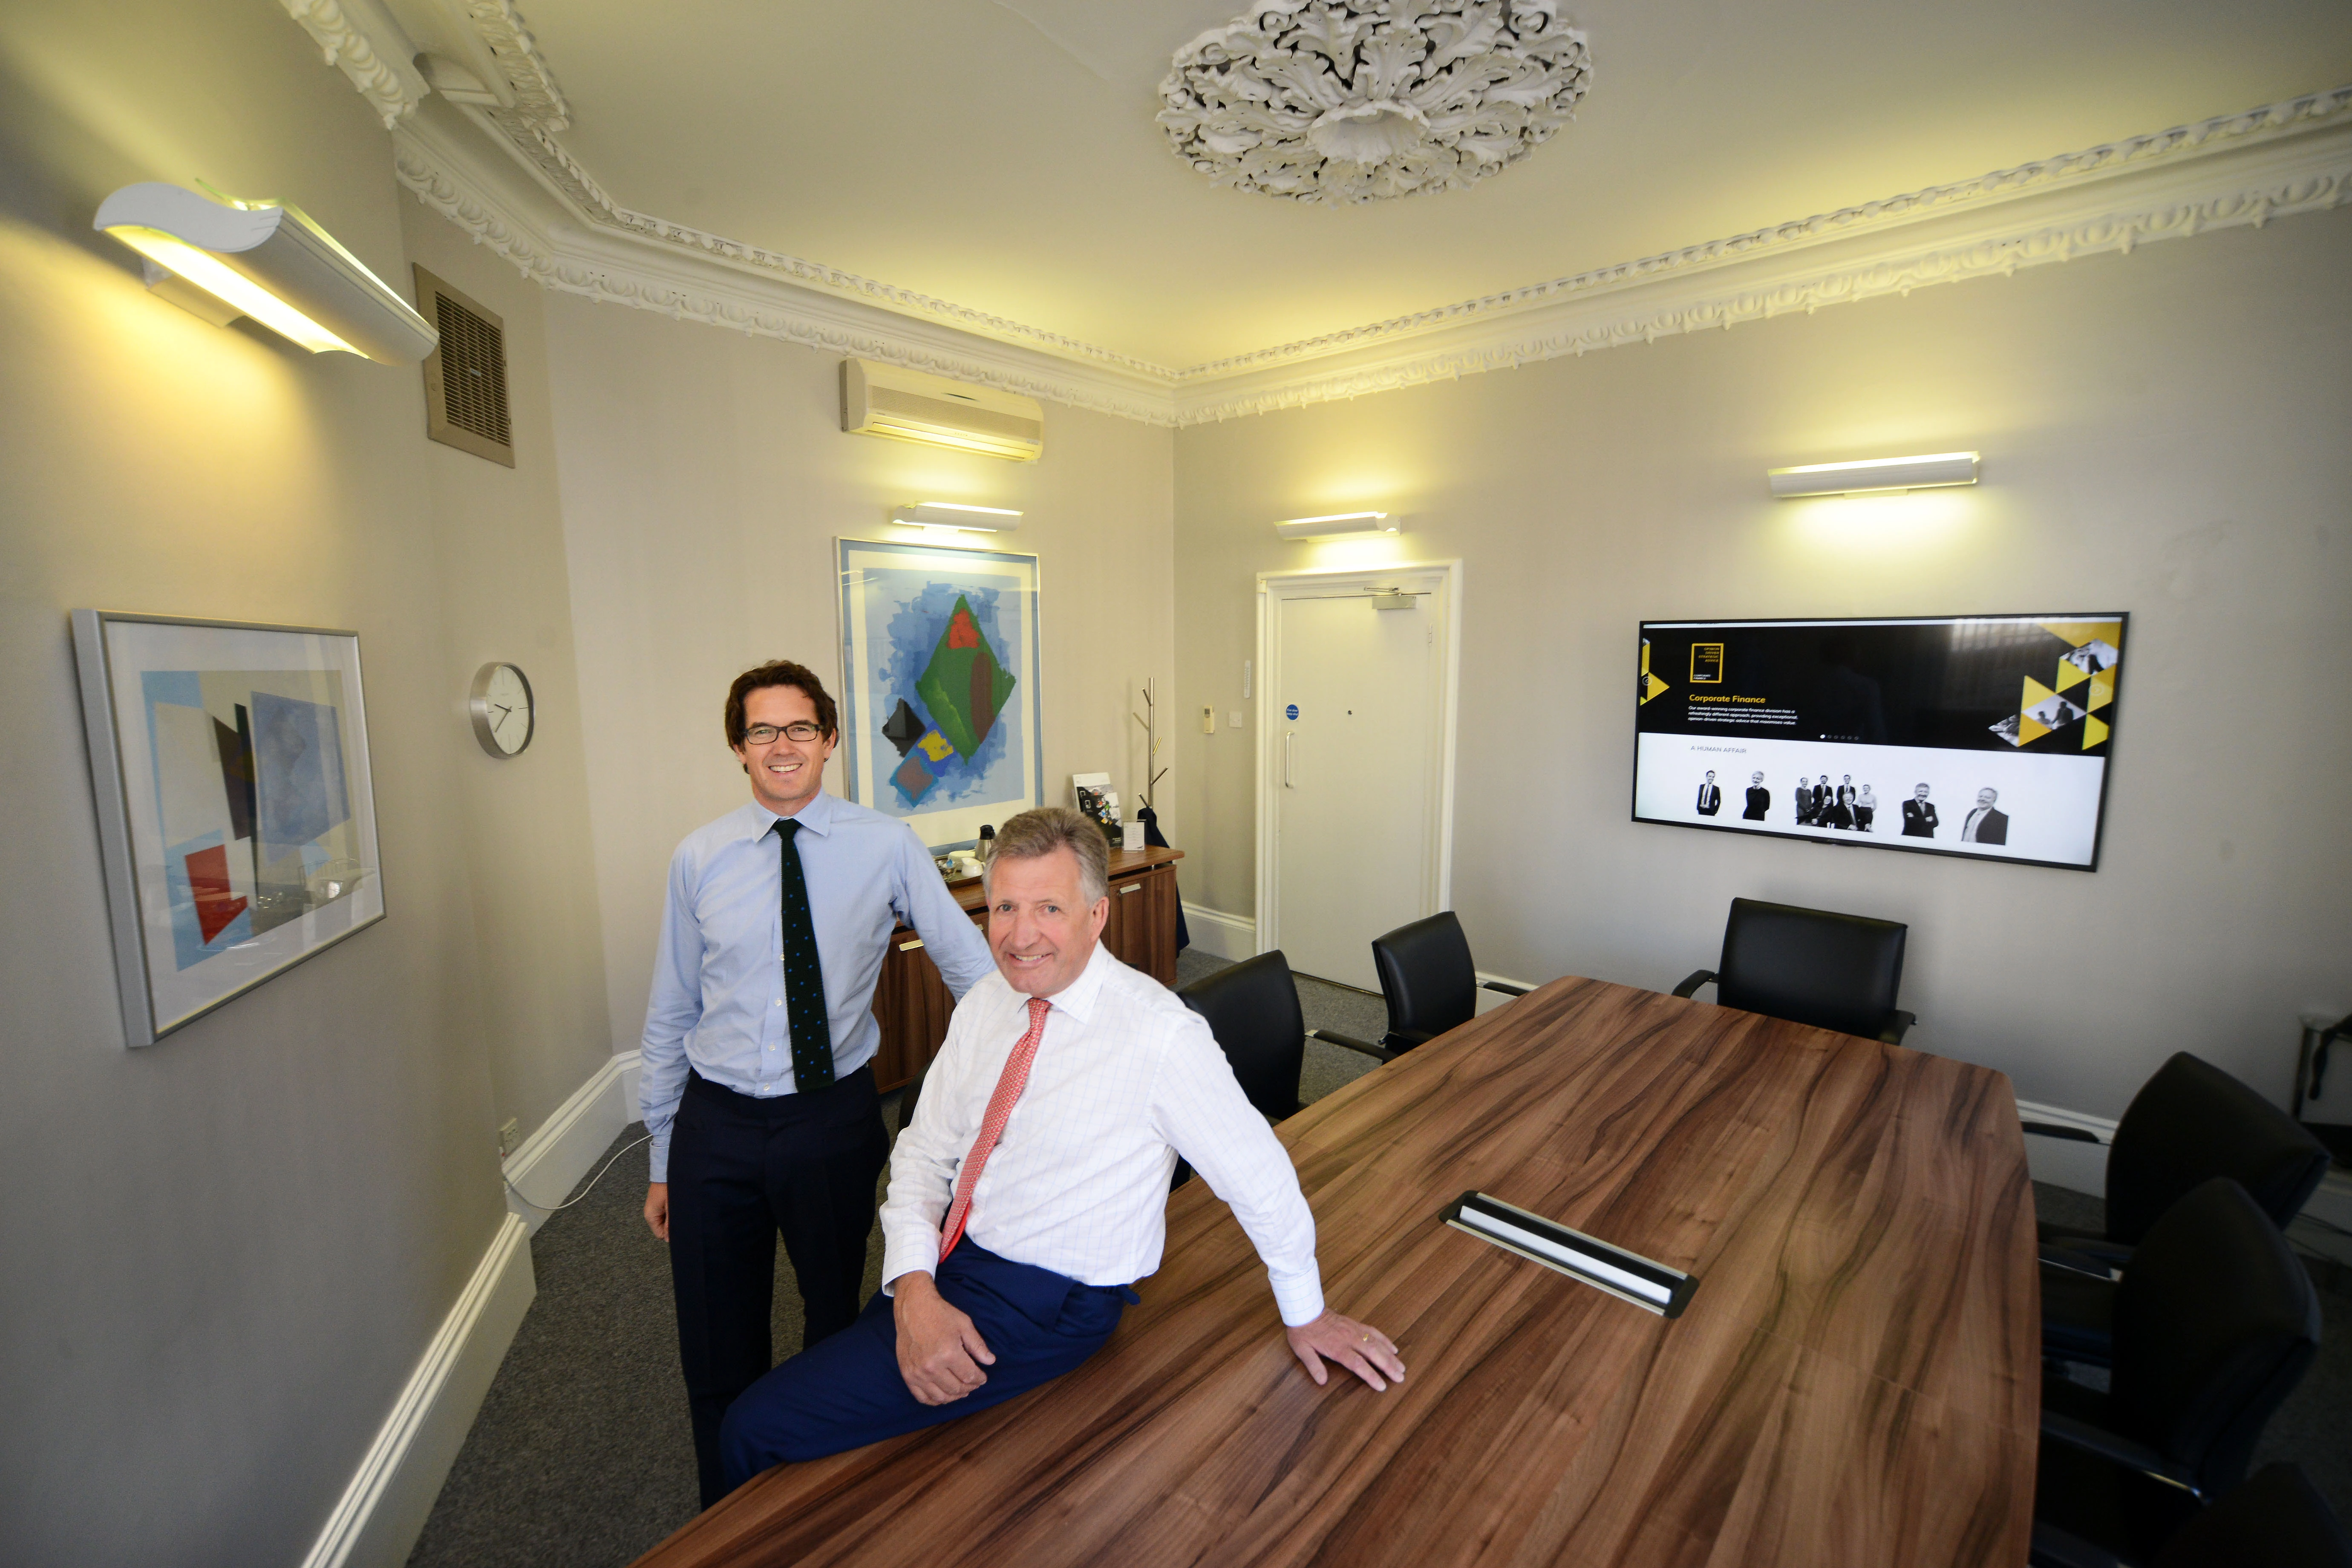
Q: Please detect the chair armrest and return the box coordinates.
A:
[2021,1120,2104,1144]
[1385,1028,1438,1051]
[1672,969,1717,999]
[1309,1029,1394,1063]
[1480,980,1532,997]
[2038,1411,2203,1501]
[2039,1245,2122,1282]
[1877,1010,1917,1046]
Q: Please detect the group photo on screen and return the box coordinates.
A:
[1633,615,2127,872]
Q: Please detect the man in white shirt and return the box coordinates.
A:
[717,807,1404,1485]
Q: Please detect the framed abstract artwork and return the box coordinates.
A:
[72,611,385,1046]
[836,537,1043,848]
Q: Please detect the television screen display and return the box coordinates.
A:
[1634,615,2127,870]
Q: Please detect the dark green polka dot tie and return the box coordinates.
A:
[773,819,833,1090]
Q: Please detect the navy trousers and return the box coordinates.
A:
[718,1240,1135,1490]
[669,1065,889,1509]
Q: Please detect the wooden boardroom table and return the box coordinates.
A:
[637,974,2038,1568]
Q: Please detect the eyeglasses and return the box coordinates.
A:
[743,722,823,744]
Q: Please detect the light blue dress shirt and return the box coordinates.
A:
[639,791,995,1182]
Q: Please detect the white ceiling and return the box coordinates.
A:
[460,0,2350,370]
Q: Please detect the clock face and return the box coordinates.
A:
[470,663,535,757]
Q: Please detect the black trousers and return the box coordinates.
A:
[667,1064,888,1509]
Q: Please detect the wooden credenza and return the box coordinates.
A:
[869,845,1185,1092]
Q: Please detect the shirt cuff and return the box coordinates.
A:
[879,1230,940,1297]
[647,1134,670,1185]
[1269,1267,1326,1328]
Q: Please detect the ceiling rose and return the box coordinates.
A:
[1158,1,1592,205]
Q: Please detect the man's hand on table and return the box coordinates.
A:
[1286,1309,1405,1392]
[893,1270,997,1404]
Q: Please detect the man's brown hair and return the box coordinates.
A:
[723,660,839,749]
[982,807,1109,906]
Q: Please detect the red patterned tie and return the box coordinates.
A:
[937,996,1053,1262]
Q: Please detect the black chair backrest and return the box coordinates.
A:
[1370,911,1479,1045]
[2156,1463,2352,1568]
[2110,1178,2321,1498]
[1714,897,1906,1040]
[1177,951,1306,1122]
[2105,1052,2332,1245]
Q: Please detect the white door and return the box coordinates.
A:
[1260,565,1457,990]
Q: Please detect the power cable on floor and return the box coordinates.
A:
[503,1133,653,1212]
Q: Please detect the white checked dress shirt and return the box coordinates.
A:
[880,943,1327,1326]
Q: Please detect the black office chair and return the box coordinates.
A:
[1312,911,1530,1061]
[2033,1052,2330,1367]
[2156,1464,2352,1568]
[2031,1178,2322,1566]
[1177,951,1306,1122]
[1672,897,1915,1045]
[2033,1463,2352,1568]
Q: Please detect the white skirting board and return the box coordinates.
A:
[298,1212,536,1568]
[1180,902,1258,962]
[502,1050,644,1234]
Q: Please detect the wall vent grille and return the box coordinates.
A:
[414,265,515,467]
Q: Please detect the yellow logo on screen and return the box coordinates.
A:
[1689,644,1724,684]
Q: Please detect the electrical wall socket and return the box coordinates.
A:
[1230,710,1244,727]
[498,1117,519,1158]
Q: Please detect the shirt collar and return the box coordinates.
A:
[740,789,836,842]
[1035,940,1114,1025]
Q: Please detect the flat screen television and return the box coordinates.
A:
[1634,614,2127,871]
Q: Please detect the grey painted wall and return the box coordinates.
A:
[400,193,614,1147]
[1171,205,2352,1122]
[0,6,609,1562]
[540,295,1176,1060]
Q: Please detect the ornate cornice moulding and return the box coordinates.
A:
[1175,82,2352,381]
[1171,133,2352,423]
[450,109,1181,380]
[391,125,1181,426]
[281,0,429,128]
[344,0,2350,434]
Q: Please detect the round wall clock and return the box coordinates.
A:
[468,663,535,757]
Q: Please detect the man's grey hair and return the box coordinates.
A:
[982,806,1110,905]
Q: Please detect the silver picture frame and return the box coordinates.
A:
[72,609,386,1046]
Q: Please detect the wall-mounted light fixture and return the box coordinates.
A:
[1767,452,1979,499]
[1274,511,1397,540]
[94,183,436,365]
[890,503,1022,533]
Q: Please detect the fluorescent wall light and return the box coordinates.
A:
[94,183,437,365]
[890,503,1023,533]
[1767,452,1979,499]
[1274,511,1396,540]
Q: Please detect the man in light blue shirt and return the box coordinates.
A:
[638,659,992,1507]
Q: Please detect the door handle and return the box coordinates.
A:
[1284,731,1296,788]
[1118,883,1142,895]
[898,938,925,951]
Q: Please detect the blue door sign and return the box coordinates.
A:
[1285,703,1299,720]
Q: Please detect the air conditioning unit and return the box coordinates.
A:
[841,359,1043,463]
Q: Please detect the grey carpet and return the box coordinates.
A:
[407,1095,905,1568]
[412,964,2352,1562]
